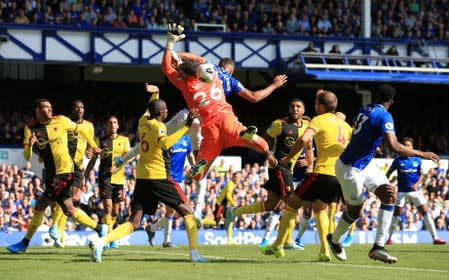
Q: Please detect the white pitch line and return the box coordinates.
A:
[304,262,449,274]
[120,249,248,261]
[120,249,449,273]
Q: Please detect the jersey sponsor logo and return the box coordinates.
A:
[399,168,418,173]
[170,147,188,153]
[67,131,79,142]
[385,122,394,130]
[36,137,63,149]
[101,147,113,158]
[284,136,296,147]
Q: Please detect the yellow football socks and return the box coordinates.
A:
[58,214,68,243]
[234,201,265,217]
[104,214,114,233]
[328,203,337,234]
[184,215,198,249]
[104,222,133,244]
[315,210,330,254]
[273,206,297,249]
[72,208,97,229]
[25,210,45,240]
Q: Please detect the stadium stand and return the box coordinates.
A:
[1,1,449,246]
[1,157,449,234]
[0,0,447,40]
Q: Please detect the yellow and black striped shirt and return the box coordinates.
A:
[266,117,309,171]
[96,135,130,185]
[67,120,94,169]
[24,115,97,175]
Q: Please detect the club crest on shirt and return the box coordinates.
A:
[385,122,394,130]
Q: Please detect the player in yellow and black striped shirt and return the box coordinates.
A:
[49,100,95,248]
[93,115,130,248]
[226,98,312,245]
[7,98,108,254]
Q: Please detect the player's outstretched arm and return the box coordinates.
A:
[238,74,288,103]
[159,108,199,150]
[145,83,160,102]
[385,133,439,163]
[165,23,185,51]
[161,23,185,80]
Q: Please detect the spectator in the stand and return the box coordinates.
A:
[317,15,332,35]
[261,21,275,34]
[298,41,319,64]
[285,13,297,34]
[302,41,318,53]
[328,44,344,64]
[385,45,400,66]
[14,8,29,24]
[296,13,311,34]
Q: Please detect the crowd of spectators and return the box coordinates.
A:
[1,156,449,237]
[1,0,449,40]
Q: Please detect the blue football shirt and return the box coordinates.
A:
[340,104,396,170]
[169,135,192,183]
[215,65,244,97]
[388,156,422,192]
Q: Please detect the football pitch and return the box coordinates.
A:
[1,244,448,280]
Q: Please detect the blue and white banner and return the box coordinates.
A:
[1,230,448,247]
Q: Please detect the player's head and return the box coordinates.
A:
[315,90,337,114]
[106,115,119,135]
[32,98,52,121]
[289,98,305,120]
[219,57,235,75]
[374,84,396,107]
[231,171,242,183]
[71,100,84,120]
[179,61,200,79]
[148,99,168,121]
[402,137,414,148]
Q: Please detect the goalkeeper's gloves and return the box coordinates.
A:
[166,23,185,51]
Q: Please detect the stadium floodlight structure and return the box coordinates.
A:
[292,52,449,84]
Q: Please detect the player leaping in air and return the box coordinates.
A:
[160,23,277,180]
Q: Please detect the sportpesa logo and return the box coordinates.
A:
[67,131,79,142]
[102,148,113,158]
[36,137,62,149]
[284,136,296,147]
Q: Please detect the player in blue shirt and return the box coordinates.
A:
[146,135,195,248]
[327,84,439,264]
[169,135,195,187]
[385,137,446,245]
[215,57,287,101]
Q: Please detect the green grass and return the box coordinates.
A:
[1,244,448,280]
